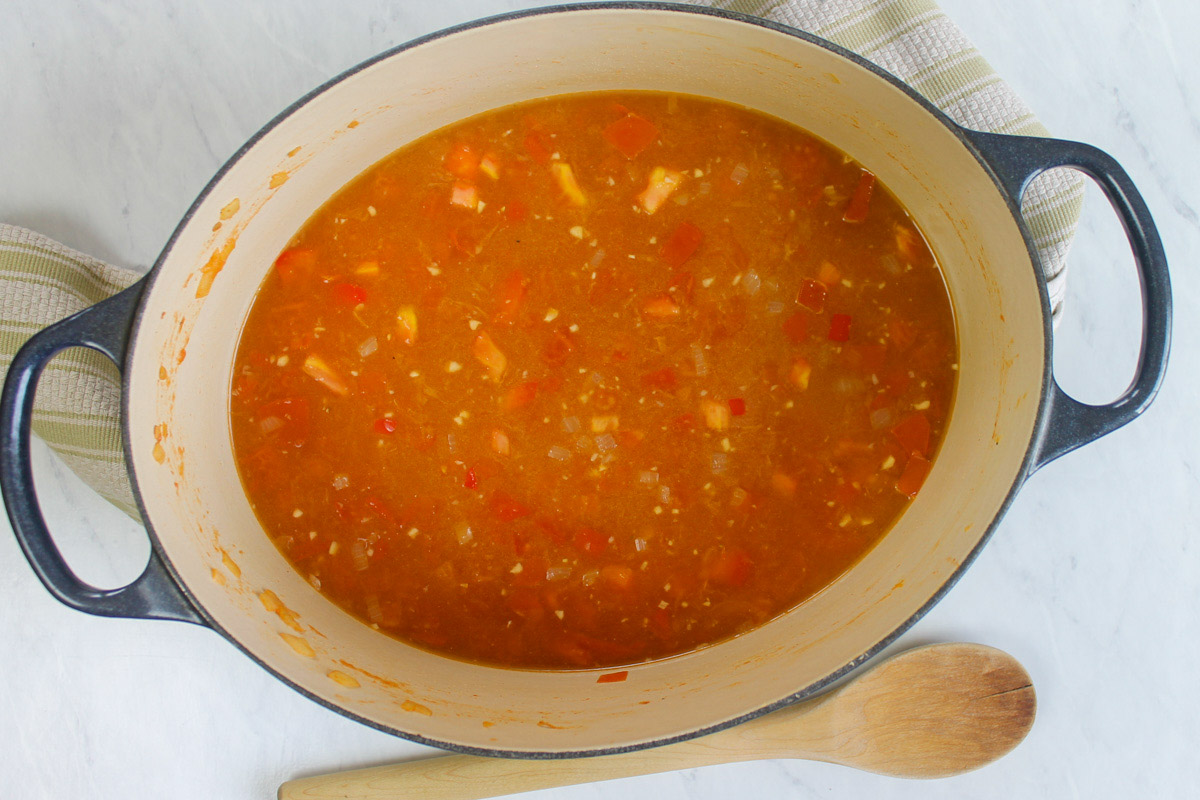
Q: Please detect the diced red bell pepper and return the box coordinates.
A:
[842,169,876,223]
[373,417,396,434]
[798,279,827,313]
[896,452,932,498]
[891,412,931,457]
[728,398,746,416]
[603,113,659,159]
[828,313,852,342]
[464,467,479,490]
[659,221,704,267]
[443,142,479,179]
[331,282,367,306]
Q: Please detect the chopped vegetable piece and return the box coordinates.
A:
[638,167,685,214]
[494,268,529,324]
[547,445,571,461]
[891,412,931,457]
[331,282,367,306]
[660,221,704,267]
[590,415,619,433]
[889,318,917,351]
[464,467,479,489]
[490,491,532,521]
[896,453,932,498]
[479,154,500,180]
[524,128,552,164]
[374,418,397,434]
[302,355,349,396]
[491,429,511,456]
[274,248,317,282]
[895,223,924,261]
[502,380,539,411]
[798,279,827,313]
[782,311,808,343]
[603,113,659,159]
[728,398,746,416]
[551,163,587,206]
[771,472,797,496]
[641,367,679,392]
[842,170,876,222]
[643,294,681,317]
[818,261,841,286]
[471,332,507,381]
[708,547,752,587]
[355,261,380,277]
[596,670,629,684]
[397,306,418,345]
[574,527,608,555]
[505,199,528,222]
[444,142,480,178]
[828,313,852,342]
[700,399,731,430]
[451,181,479,209]
[790,357,812,390]
[601,565,634,590]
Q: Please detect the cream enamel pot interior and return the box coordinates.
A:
[1,3,1170,756]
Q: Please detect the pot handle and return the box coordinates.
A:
[965,130,1172,471]
[0,280,205,624]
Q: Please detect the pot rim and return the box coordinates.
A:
[121,1,1054,758]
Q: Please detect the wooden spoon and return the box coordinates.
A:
[279,642,1034,799]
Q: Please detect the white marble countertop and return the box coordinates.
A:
[2,1,1197,797]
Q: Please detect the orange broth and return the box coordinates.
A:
[230,92,957,669]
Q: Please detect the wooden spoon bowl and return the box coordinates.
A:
[279,642,1035,799]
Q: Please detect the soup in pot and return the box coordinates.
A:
[230,92,957,669]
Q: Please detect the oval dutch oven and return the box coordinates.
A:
[0,3,1171,756]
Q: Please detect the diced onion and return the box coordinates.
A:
[595,433,617,452]
[634,538,648,552]
[332,474,350,490]
[590,248,607,267]
[639,470,659,485]
[691,344,708,377]
[659,484,671,503]
[574,435,593,452]
[351,541,369,572]
[743,269,761,295]
[447,433,458,454]
[562,416,581,434]
[456,524,474,545]
[870,407,896,430]
[730,487,749,507]
[581,569,599,587]
[258,416,285,434]
[548,445,571,461]
[711,453,728,474]
[546,566,572,581]
[766,301,785,314]
[365,595,383,624]
[357,336,378,357]
[730,162,750,185]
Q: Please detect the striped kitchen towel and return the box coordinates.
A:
[0,0,1082,519]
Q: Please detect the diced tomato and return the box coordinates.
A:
[798,279,827,313]
[464,467,479,490]
[501,380,539,411]
[643,294,681,317]
[641,367,679,392]
[494,268,529,324]
[728,397,746,416]
[573,527,608,556]
[505,199,528,223]
[666,269,695,300]
[443,142,479,179]
[891,412,931,457]
[331,282,367,306]
[782,311,808,344]
[828,314,852,342]
[600,565,634,590]
[523,128,552,164]
[708,547,753,587]
[842,169,876,223]
[615,429,645,449]
[374,417,397,435]
[489,491,531,522]
[660,221,704,267]
[896,452,932,498]
[273,248,317,282]
[603,113,659,159]
[789,357,812,390]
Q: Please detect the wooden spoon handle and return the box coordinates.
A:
[278,742,759,800]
